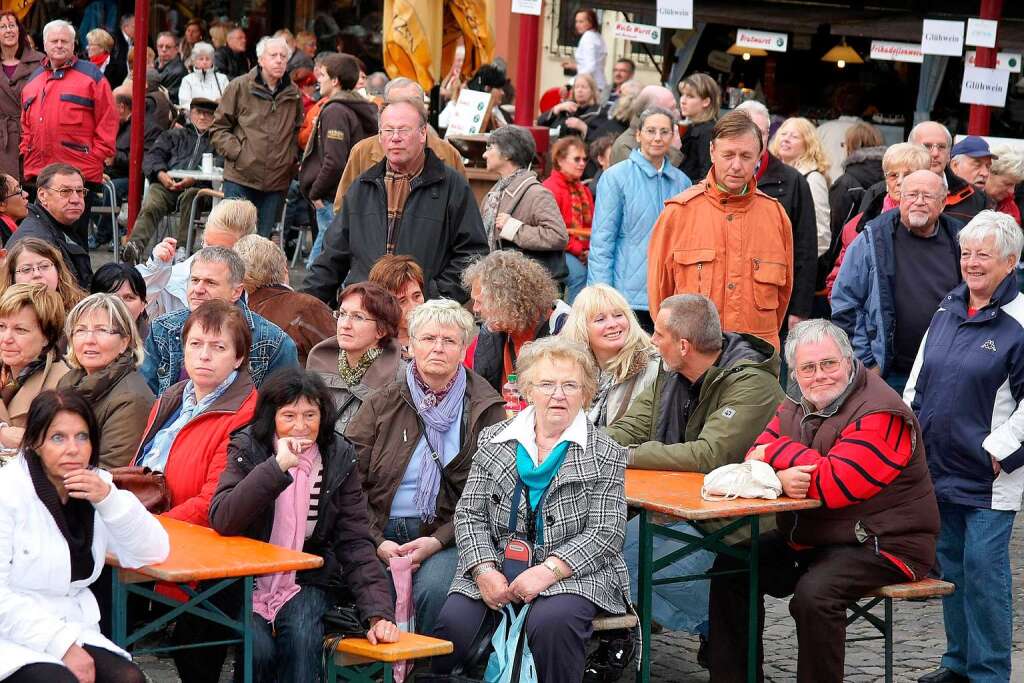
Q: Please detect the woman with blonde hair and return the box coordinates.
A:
[1,237,86,314]
[561,284,660,427]
[986,146,1024,224]
[771,117,832,258]
[677,72,721,181]
[536,73,602,141]
[57,294,154,469]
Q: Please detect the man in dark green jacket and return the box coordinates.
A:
[608,294,784,661]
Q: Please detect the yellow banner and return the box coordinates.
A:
[1,0,35,21]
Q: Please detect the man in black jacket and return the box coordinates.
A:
[735,101,819,325]
[123,98,220,262]
[304,98,488,307]
[155,31,187,104]
[214,28,251,81]
[9,163,92,288]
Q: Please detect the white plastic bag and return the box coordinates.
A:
[701,461,783,501]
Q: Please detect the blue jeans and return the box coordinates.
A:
[383,516,460,636]
[937,502,1015,683]
[251,584,332,683]
[222,180,286,238]
[307,203,334,268]
[565,253,587,304]
[623,516,713,635]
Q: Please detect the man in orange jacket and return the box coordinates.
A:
[647,110,794,349]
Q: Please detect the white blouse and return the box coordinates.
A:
[575,30,607,92]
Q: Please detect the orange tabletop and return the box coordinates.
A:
[334,631,454,663]
[108,516,323,583]
[625,470,821,521]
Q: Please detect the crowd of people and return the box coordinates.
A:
[0,7,1020,683]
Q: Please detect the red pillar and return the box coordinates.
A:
[967,0,1004,135]
[126,3,150,235]
[513,7,540,126]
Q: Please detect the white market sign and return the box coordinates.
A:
[921,19,965,56]
[966,18,998,48]
[510,0,541,16]
[960,65,1010,108]
[614,21,662,45]
[870,40,924,63]
[736,28,788,53]
[656,0,693,30]
[965,50,1022,74]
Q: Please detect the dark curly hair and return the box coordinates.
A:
[250,368,337,454]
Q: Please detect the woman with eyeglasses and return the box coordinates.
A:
[57,294,154,469]
[0,173,28,243]
[307,282,404,435]
[1,238,86,316]
[346,299,505,636]
[0,283,70,452]
[0,11,43,182]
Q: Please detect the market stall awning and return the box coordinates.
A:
[832,14,1024,53]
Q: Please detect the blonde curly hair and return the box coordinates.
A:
[769,117,831,182]
[462,251,558,333]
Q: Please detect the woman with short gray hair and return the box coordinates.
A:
[904,209,1024,683]
[481,125,570,284]
[985,146,1024,224]
[178,40,229,110]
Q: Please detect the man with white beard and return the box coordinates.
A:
[831,169,962,393]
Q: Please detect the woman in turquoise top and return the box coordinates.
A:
[434,337,631,682]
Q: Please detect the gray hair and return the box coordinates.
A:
[660,295,723,353]
[190,41,215,60]
[630,85,675,125]
[488,126,536,169]
[255,35,292,60]
[638,106,678,129]
[407,298,477,347]
[610,79,642,121]
[515,336,599,407]
[958,210,1024,260]
[384,77,425,101]
[908,121,952,147]
[990,146,1024,182]
[735,99,770,122]
[192,246,246,287]
[380,96,428,127]
[64,293,144,370]
[366,71,389,96]
[784,319,855,371]
[43,19,75,43]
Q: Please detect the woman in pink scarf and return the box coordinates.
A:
[210,368,398,682]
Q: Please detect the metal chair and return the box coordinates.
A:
[183,189,225,255]
[90,175,122,262]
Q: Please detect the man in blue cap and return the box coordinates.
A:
[949,135,997,194]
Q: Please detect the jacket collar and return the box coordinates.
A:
[501,170,538,200]
[42,54,78,73]
[491,406,588,466]
[701,167,759,207]
[945,270,1020,319]
[61,351,137,403]
[628,147,668,177]
[141,370,254,451]
[364,146,446,188]
[307,336,403,395]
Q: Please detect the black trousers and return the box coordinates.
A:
[170,579,244,683]
[6,644,144,683]
[708,531,906,683]
[432,593,597,682]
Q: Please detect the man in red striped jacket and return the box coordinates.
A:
[707,319,939,683]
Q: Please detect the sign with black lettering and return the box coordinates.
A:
[921,19,965,56]
[960,66,1009,107]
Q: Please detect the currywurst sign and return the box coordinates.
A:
[960,66,1010,107]
[735,28,788,53]
[921,19,964,56]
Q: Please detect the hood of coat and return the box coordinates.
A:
[717,332,780,377]
[59,351,138,404]
[324,90,380,134]
[842,145,887,170]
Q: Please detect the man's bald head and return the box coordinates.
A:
[908,121,952,174]
[899,169,947,236]
[632,85,677,126]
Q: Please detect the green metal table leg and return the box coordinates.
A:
[884,597,893,683]
[112,569,127,647]
[746,514,760,683]
[384,663,394,683]
[638,509,653,683]
[241,578,253,683]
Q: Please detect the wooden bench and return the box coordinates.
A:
[324,631,453,683]
[593,614,639,632]
[846,577,955,683]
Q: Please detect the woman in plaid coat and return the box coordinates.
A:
[432,337,631,682]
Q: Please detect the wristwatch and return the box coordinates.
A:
[543,558,565,580]
[472,562,498,579]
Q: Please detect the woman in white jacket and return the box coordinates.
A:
[178,42,229,111]
[0,389,170,682]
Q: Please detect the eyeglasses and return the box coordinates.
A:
[14,262,54,277]
[641,127,673,138]
[795,358,842,378]
[414,334,461,349]
[45,186,87,200]
[902,191,943,204]
[380,126,422,140]
[333,309,376,325]
[533,380,582,396]
[71,326,123,340]
[884,171,912,182]
[2,185,24,200]
[921,142,949,152]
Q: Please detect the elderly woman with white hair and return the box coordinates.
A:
[481,125,569,285]
[178,41,229,111]
[560,284,661,427]
[904,210,1024,683]
[985,146,1024,226]
[431,335,630,682]
[345,299,506,636]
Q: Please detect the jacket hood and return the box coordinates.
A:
[717,332,780,377]
[325,90,379,132]
[842,145,887,170]
[60,351,137,404]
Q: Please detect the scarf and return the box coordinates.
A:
[563,173,593,235]
[336,346,382,387]
[89,53,109,70]
[27,453,96,581]
[882,193,898,212]
[406,362,466,522]
[482,169,527,250]
[384,153,426,253]
[1,352,50,407]
[253,438,321,624]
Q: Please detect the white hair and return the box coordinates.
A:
[735,99,770,121]
[958,210,1024,260]
[190,41,215,60]
[407,299,477,346]
[43,19,75,43]
[908,121,952,147]
[784,319,855,373]
[255,36,292,61]
[990,146,1024,183]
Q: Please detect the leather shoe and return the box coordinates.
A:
[918,667,968,683]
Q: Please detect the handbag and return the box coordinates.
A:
[483,604,538,683]
[701,461,783,501]
[109,466,171,513]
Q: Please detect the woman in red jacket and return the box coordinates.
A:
[543,136,593,304]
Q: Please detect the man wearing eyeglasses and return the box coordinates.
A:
[908,121,987,224]
[710,319,938,682]
[832,170,961,394]
[305,97,487,307]
[8,162,92,288]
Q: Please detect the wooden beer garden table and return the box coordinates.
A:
[107,516,323,683]
[625,470,821,683]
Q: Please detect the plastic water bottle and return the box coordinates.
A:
[502,373,526,419]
